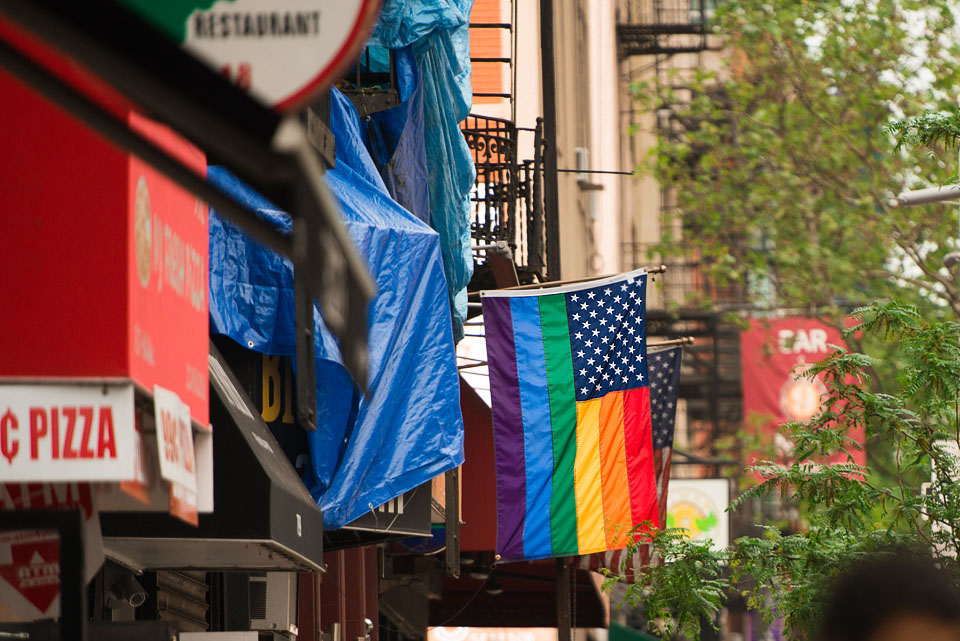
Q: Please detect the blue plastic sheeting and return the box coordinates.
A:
[207,88,464,529]
[366,47,431,225]
[370,0,475,342]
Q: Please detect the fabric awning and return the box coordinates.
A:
[100,344,324,572]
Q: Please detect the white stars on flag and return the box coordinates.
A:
[565,273,648,401]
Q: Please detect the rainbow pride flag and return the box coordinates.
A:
[481,269,658,562]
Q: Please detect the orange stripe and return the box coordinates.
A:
[599,391,633,549]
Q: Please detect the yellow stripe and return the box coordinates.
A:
[574,398,607,554]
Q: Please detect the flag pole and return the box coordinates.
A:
[557,557,572,641]
[497,265,667,292]
[648,336,695,348]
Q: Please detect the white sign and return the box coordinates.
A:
[0,384,135,482]
[182,0,381,111]
[666,478,730,551]
[153,386,198,493]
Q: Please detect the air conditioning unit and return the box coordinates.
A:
[249,572,299,638]
[575,147,590,183]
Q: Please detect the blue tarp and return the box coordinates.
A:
[370,0,476,342]
[208,88,464,529]
[366,47,431,225]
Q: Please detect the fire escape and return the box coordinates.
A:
[618,0,743,479]
[461,17,551,293]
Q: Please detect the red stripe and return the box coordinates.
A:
[656,447,673,527]
[623,387,659,530]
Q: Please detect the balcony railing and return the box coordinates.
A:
[617,0,714,57]
[461,115,546,286]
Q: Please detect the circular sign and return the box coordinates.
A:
[124,0,382,113]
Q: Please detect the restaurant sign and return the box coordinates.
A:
[0,384,135,482]
[119,0,382,112]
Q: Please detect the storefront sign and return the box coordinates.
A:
[0,482,104,621]
[740,318,865,469]
[153,386,198,492]
[0,75,209,425]
[119,0,381,112]
[0,384,135,482]
[128,113,210,426]
[154,385,200,526]
[665,478,729,551]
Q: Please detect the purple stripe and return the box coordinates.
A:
[482,296,526,561]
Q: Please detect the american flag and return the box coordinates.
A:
[567,277,649,401]
[581,346,683,580]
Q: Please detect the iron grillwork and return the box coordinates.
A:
[617,0,713,57]
[461,114,546,286]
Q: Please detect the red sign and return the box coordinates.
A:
[740,318,866,470]
[0,68,208,425]
[0,483,104,620]
[0,533,60,613]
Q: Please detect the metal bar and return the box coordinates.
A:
[648,336,695,348]
[470,57,513,63]
[540,0,561,280]
[491,264,667,292]
[556,558,571,641]
[890,185,960,207]
[472,92,513,98]
[530,119,545,276]
[470,23,513,28]
[0,37,294,258]
[445,467,461,578]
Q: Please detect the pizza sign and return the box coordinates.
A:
[0,384,135,482]
[119,0,382,112]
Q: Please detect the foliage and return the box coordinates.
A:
[888,110,960,152]
[605,302,960,639]
[636,0,960,318]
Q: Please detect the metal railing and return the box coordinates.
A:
[617,0,713,56]
[461,114,546,283]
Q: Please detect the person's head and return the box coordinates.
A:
[818,550,960,641]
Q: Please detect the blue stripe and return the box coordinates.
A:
[510,296,554,560]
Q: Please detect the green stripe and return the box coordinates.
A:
[539,293,579,555]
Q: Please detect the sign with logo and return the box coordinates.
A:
[128,113,210,426]
[665,478,729,551]
[0,77,208,425]
[740,318,866,469]
[118,0,382,112]
[0,384,135,482]
[0,483,104,621]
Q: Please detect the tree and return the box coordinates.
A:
[617,2,960,636]
[640,0,960,319]
[608,301,960,639]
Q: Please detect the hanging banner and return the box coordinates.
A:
[117,0,382,112]
[740,318,866,469]
[0,384,135,482]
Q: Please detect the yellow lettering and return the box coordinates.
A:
[261,354,282,423]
